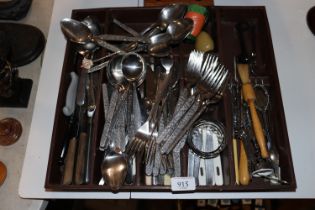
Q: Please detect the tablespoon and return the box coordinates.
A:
[147,18,193,56]
[60,18,124,53]
[142,3,187,37]
[99,55,128,151]
[166,18,193,44]
[101,148,128,191]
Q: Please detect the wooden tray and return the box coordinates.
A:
[45,6,296,192]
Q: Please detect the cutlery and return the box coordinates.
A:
[59,71,78,166]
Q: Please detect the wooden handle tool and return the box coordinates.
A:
[232,138,239,185]
[239,140,250,185]
[62,137,77,185]
[237,64,269,158]
[74,132,88,185]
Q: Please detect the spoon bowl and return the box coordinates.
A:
[148,33,172,55]
[61,18,124,53]
[81,16,101,36]
[60,18,91,44]
[107,54,128,88]
[142,3,187,37]
[159,4,187,30]
[121,52,146,86]
[81,16,101,51]
[166,18,193,43]
[101,149,128,191]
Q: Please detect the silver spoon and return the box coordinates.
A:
[100,53,146,150]
[81,16,101,35]
[101,148,128,191]
[143,3,187,37]
[81,16,101,52]
[147,18,193,56]
[101,53,146,190]
[121,52,146,86]
[60,18,124,53]
[148,33,172,56]
[99,55,128,151]
[166,18,193,44]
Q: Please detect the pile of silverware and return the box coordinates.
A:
[57,3,288,192]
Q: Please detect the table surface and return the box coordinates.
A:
[19,0,315,199]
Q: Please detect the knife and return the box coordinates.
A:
[62,103,81,185]
[83,73,96,184]
[59,72,79,166]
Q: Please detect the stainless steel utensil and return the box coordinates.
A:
[166,18,193,44]
[204,130,214,185]
[113,18,140,37]
[157,51,229,155]
[142,3,187,37]
[121,52,147,86]
[102,53,146,151]
[147,18,193,56]
[61,18,99,184]
[192,129,202,185]
[97,34,149,43]
[172,88,189,177]
[125,56,174,157]
[84,74,96,184]
[81,16,101,51]
[101,149,128,191]
[60,18,124,53]
[147,33,172,56]
[99,55,128,151]
[100,86,129,191]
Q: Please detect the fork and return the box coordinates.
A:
[125,57,174,157]
[158,51,229,154]
[126,51,229,159]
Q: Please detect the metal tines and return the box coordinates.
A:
[156,51,230,155]
[187,50,229,100]
[126,50,230,162]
